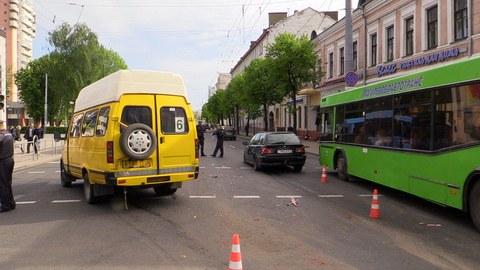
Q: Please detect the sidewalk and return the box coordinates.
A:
[13,134,62,173]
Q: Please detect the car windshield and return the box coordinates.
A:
[266,133,301,144]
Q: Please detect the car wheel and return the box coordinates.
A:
[293,165,303,172]
[120,123,157,160]
[243,152,249,164]
[83,172,97,204]
[60,160,75,187]
[336,153,349,181]
[253,156,262,171]
[469,181,480,232]
[153,184,177,196]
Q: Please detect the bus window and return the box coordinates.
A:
[82,109,98,137]
[455,84,480,144]
[365,97,393,146]
[433,89,454,149]
[319,108,333,141]
[70,113,84,138]
[96,107,110,137]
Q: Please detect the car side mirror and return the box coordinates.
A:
[242,141,248,145]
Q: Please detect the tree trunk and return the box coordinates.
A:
[263,103,269,131]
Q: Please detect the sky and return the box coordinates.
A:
[33,0,359,111]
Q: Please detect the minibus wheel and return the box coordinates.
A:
[83,173,97,204]
[120,123,157,160]
[60,161,75,187]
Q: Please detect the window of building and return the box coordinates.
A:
[454,0,468,41]
[353,41,358,71]
[339,47,345,76]
[427,5,438,49]
[328,52,333,78]
[386,26,394,62]
[405,16,414,56]
[371,33,377,66]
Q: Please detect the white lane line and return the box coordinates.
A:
[49,161,60,164]
[16,201,37,204]
[215,166,231,169]
[51,200,82,203]
[240,167,252,169]
[358,194,383,197]
[318,195,344,198]
[28,171,45,174]
[55,170,61,173]
[189,195,216,199]
[233,195,261,199]
[200,167,206,169]
[276,195,303,198]
[230,145,236,149]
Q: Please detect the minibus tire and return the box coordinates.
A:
[469,181,480,232]
[120,123,157,160]
[83,173,97,204]
[60,161,75,187]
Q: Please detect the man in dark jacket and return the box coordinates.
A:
[24,123,35,153]
[0,119,15,212]
[196,122,206,156]
[211,125,225,158]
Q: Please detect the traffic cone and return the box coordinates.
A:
[369,189,381,218]
[321,165,328,183]
[228,233,243,270]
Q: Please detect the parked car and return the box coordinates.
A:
[222,125,236,140]
[242,132,306,172]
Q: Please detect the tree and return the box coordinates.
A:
[16,22,127,126]
[243,58,283,131]
[266,33,321,132]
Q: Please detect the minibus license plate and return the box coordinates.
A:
[122,159,152,168]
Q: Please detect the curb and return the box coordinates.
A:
[13,155,60,173]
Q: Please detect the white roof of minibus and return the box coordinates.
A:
[74,69,189,112]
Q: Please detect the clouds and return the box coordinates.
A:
[34,0,356,111]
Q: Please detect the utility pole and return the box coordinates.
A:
[44,73,48,127]
[344,0,353,75]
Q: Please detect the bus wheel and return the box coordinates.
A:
[469,181,480,232]
[336,154,349,181]
[83,173,97,204]
[120,123,157,160]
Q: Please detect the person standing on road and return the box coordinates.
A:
[0,119,15,213]
[211,125,225,158]
[34,123,44,152]
[196,121,206,156]
[24,123,35,153]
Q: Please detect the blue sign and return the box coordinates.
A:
[345,71,358,86]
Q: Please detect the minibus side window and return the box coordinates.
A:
[96,107,110,136]
[82,109,99,137]
[161,107,189,134]
[121,106,152,128]
[70,113,84,138]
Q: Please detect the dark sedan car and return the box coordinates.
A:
[243,132,306,172]
[222,125,236,140]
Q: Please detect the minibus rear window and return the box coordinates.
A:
[122,106,152,127]
[161,107,189,134]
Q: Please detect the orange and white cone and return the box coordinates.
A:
[321,165,328,183]
[228,233,243,270]
[369,189,381,218]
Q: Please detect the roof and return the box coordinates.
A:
[74,69,188,112]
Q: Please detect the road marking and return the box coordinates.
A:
[318,195,344,198]
[189,195,216,199]
[240,167,252,169]
[230,145,236,149]
[16,201,37,204]
[51,200,82,203]
[215,166,231,169]
[276,195,303,198]
[199,167,206,169]
[28,171,45,174]
[49,161,60,164]
[358,194,383,197]
[233,195,261,199]
[55,170,61,173]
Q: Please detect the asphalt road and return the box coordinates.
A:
[1,132,480,269]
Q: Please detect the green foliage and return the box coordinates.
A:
[15,22,127,125]
[266,33,321,131]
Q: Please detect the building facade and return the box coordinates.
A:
[0,0,36,127]
[310,0,479,138]
[229,7,338,134]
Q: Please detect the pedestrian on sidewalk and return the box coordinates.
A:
[0,119,16,212]
[24,123,35,153]
[211,125,225,158]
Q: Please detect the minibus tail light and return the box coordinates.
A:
[107,141,114,163]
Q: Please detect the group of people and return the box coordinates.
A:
[0,121,44,213]
[196,122,226,158]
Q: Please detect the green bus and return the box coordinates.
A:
[318,56,480,231]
